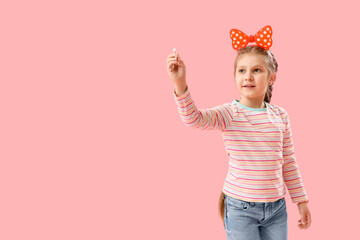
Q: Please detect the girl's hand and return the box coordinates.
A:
[166,49,186,87]
[297,202,311,230]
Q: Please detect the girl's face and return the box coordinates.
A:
[235,53,275,102]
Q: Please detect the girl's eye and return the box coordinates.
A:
[238,69,261,73]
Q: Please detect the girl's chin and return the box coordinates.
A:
[239,94,264,100]
[241,93,259,97]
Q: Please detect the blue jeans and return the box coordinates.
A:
[224,194,288,240]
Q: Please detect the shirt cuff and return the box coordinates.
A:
[296,200,309,205]
[173,85,189,98]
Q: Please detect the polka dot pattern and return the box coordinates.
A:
[229,25,273,51]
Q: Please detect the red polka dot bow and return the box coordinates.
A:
[230,25,273,51]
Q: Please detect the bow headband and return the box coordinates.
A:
[230,25,273,51]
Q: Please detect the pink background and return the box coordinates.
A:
[1,0,359,239]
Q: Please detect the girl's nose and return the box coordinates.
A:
[245,73,253,81]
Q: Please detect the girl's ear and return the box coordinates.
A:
[270,72,276,85]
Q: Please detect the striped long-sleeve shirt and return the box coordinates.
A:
[173,86,309,204]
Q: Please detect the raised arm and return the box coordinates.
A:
[173,86,234,130]
[167,49,234,131]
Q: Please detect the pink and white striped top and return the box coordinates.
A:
[173,87,309,204]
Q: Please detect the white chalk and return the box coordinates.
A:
[172,48,177,69]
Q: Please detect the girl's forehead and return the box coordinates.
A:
[236,53,266,67]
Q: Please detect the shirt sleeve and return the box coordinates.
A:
[281,109,310,204]
[173,86,234,131]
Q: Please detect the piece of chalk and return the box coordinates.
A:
[172,48,177,69]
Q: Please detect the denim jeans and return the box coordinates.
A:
[224,194,288,240]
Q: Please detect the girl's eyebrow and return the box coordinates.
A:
[237,64,264,68]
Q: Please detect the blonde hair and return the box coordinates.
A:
[219,46,279,228]
[232,45,278,103]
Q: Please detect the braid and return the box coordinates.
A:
[264,84,273,103]
[264,51,277,103]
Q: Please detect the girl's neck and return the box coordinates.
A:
[238,98,266,109]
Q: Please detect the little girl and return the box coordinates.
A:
[166,26,311,240]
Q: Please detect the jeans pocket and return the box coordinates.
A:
[273,198,286,214]
[275,197,284,204]
[226,195,246,210]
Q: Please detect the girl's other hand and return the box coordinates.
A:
[297,202,311,230]
[166,49,186,87]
